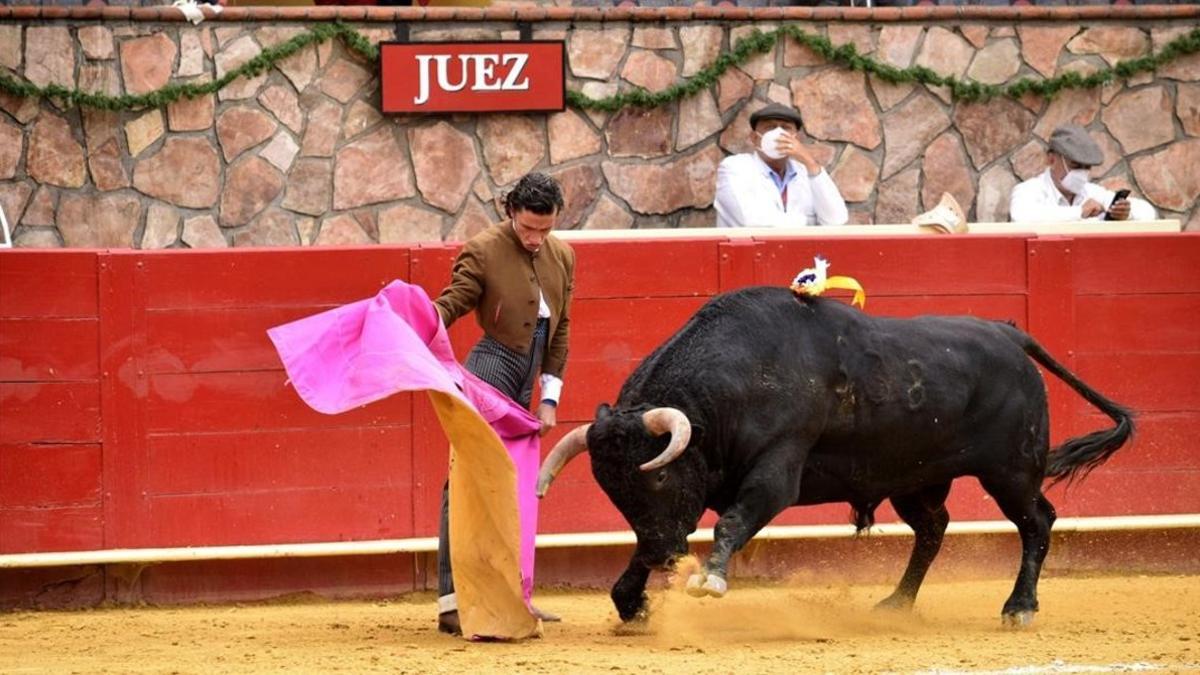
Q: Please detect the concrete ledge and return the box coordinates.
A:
[558,220,1184,242]
[3,524,1197,609]
[4,514,1196,569]
[2,5,1200,22]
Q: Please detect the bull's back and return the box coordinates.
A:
[808,303,1046,498]
[619,288,1046,498]
[617,287,820,405]
[622,286,1034,412]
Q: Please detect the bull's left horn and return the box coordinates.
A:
[537,424,591,498]
[639,408,692,472]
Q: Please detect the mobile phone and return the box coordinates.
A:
[1104,189,1131,220]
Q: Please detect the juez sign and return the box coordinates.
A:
[380,41,566,114]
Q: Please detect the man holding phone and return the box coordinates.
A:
[1009,124,1157,223]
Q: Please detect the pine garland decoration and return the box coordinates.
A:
[0,23,377,110]
[2,21,1198,113]
[570,24,1200,110]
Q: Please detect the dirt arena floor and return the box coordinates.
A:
[3,569,1198,674]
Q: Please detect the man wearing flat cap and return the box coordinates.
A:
[1010,124,1156,223]
[714,102,848,228]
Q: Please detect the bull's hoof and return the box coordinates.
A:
[612,618,652,637]
[873,594,914,613]
[612,606,650,636]
[686,573,727,598]
[702,574,727,597]
[1001,610,1036,629]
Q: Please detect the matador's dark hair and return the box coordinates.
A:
[503,172,564,218]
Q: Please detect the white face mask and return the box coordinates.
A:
[759,127,788,160]
[1058,157,1090,195]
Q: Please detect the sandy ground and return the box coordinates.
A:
[3,571,1198,674]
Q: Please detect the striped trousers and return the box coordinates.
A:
[438,318,549,609]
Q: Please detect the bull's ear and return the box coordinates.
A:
[596,402,613,420]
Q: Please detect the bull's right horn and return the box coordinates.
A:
[639,407,692,472]
[537,424,591,498]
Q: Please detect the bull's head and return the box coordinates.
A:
[537,404,707,569]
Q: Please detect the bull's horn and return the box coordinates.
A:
[537,424,591,498]
[639,408,692,472]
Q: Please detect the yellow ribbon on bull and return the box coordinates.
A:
[789,256,867,309]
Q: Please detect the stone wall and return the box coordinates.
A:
[1,7,1199,248]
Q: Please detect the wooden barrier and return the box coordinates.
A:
[2,231,1198,604]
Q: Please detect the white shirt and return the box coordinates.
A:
[536,292,562,404]
[714,152,849,228]
[1010,169,1157,223]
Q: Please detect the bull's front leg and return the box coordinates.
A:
[611,552,652,621]
[688,461,802,598]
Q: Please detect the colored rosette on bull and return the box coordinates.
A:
[789,256,866,309]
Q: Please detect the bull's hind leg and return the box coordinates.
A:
[980,477,1057,627]
[875,482,952,612]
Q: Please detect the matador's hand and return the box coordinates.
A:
[537,402,557,437]
[774,131,822,176]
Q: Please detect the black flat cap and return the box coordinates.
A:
[749,103,804,129]
[1049,124,1104,167]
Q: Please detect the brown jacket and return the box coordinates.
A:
[433,222,575,378]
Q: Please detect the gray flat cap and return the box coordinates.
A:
[749,103,804,129]
[1049,125,1104,167]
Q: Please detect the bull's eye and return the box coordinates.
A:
[656,470,668,486]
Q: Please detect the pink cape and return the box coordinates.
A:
[267,280,541,640]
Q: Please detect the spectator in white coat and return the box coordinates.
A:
[1010,124,1157,223]
[714,103,848,228]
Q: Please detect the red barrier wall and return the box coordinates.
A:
[3,233,1200,560]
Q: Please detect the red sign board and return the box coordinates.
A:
[380,41,566,114]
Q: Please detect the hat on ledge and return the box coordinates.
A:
[912,192,969,235]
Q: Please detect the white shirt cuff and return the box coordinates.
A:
[539,373,563,405]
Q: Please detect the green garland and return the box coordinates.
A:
[0,23,377,110]
[1,21,1198,112]
[570,23,1200,110]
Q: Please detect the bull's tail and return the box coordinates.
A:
[1001,324,1135,486]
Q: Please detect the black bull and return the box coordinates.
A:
[537,286,1133,626]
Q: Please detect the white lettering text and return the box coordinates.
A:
[414,52,534,105]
